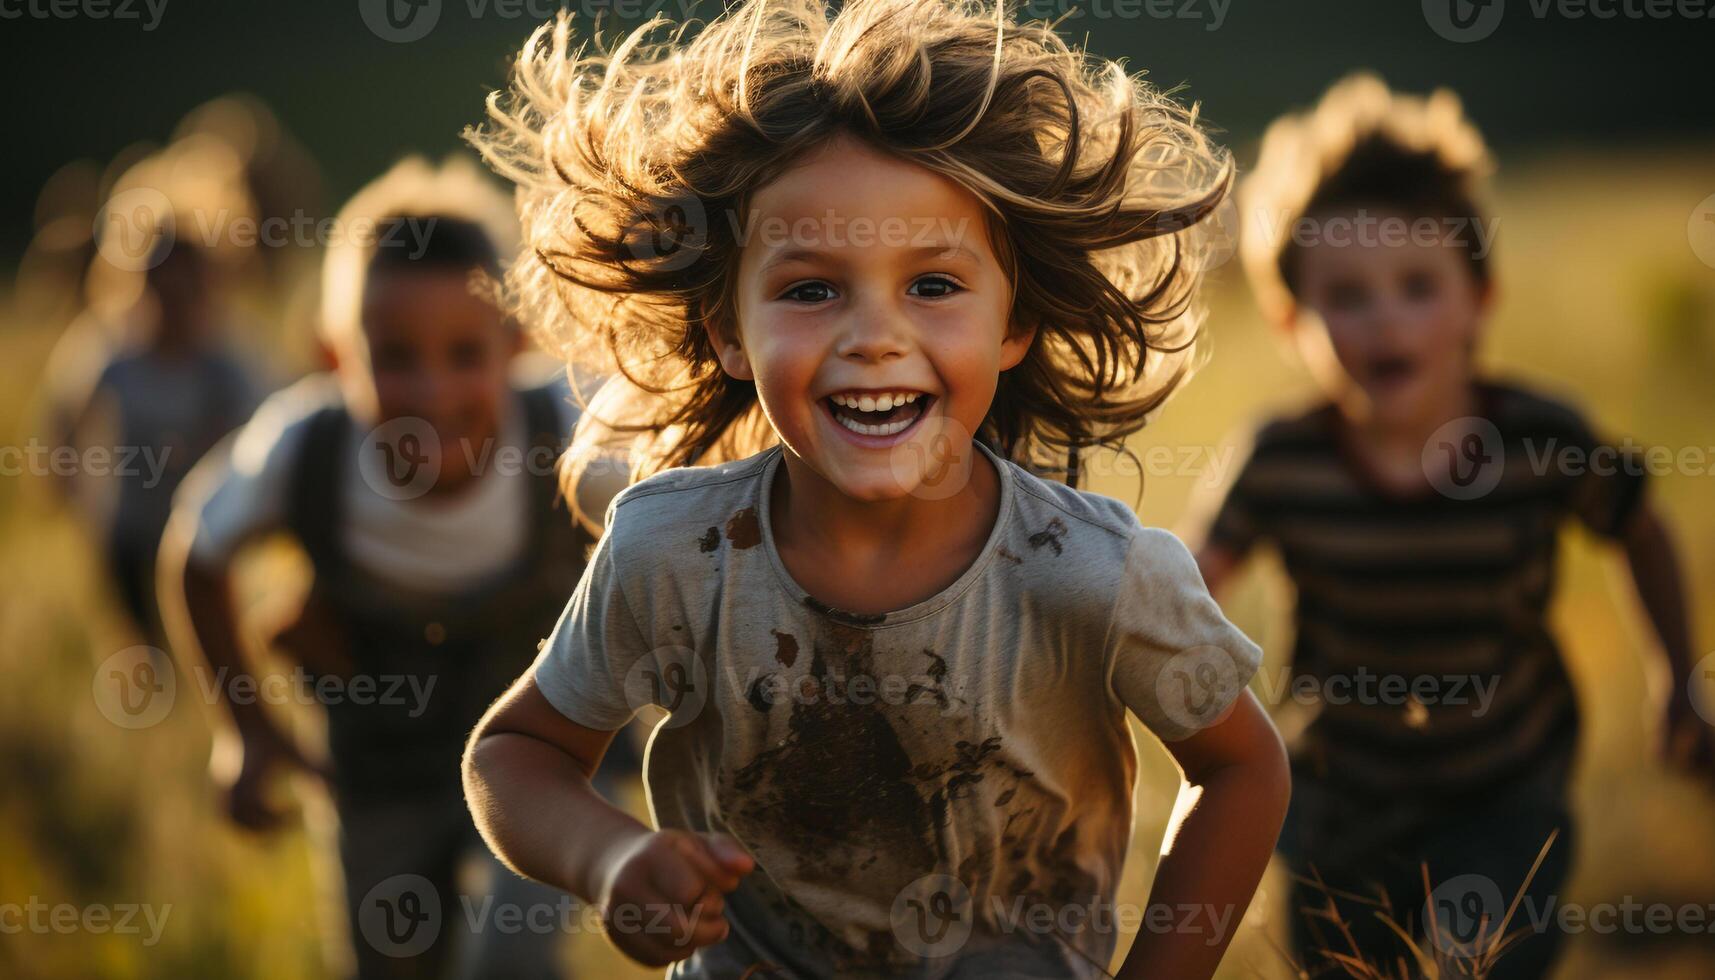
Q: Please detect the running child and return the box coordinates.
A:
[463,3,1290,978]
[160,157,637,979]
[1195,74,1706,976]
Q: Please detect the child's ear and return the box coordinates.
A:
[704,319,754,381]
[998,318,1037,371]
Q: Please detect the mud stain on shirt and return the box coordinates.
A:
[725,506,762,549]
[1027,517,1068,556]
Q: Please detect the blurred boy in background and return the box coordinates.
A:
[43,143,265,646]
[159,157,636,979]
[1192,75,1706,977]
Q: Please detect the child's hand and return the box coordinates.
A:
[215,724,323,832]
[596,829,754,967]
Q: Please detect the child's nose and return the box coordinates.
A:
[834,304,913,363]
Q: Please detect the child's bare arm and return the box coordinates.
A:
[464,675,755,966]
[1618,501,1711,773]
[1116,690,1289,980]
[157,518,318,829]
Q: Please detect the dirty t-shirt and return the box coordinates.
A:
[532,439,1263,979]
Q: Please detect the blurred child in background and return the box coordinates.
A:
[43,144,265,646]
[1192,74,1706,977]
[160,157,637,979]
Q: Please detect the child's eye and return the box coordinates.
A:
[1400,269,1440,303]
[781,281,836,304]
[372,344,415,371]
[908,275,963,299]
[449,339,490,369]
[1326,281,1369,312]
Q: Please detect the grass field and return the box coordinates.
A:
[1,148,1711,979]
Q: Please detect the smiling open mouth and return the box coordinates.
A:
[823,390,933,437]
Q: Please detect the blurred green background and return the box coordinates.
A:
[2,1,1712,978]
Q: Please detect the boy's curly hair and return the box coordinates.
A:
[469,0,1230,494]
[1240,72,1495,326]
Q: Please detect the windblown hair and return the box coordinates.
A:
[470,0,1231,497]
[1240,73,1494,326]
[319,156,519,347]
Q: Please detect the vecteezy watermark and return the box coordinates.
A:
[0,440,173,487]
[1253,667,1500,719]
[1690,193,1715,270]
[1019,0,1231,30]
[728,210,975,254]
[1690,652,1715,726]
[1423,416,1505,501]
[93,650,440,730]
[1424,418,1715,501]
[623,645,711,729]
[1427,875,1715,957]
[1423,0,1507,41]
[360,874,443,957]
[360,873,726,957]
[1155,645,1249,738]
[359,0,702,43]
[93,647,176,729]
[889,873,1239,959]
[1249,207,1503,262]
[93,193,443,272]
[732,656,967,720]
[354,419,573,501]
[1426,0,1715,41]
[0,898,172,946]
[0,0,167,29]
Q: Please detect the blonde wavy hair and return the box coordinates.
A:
[1239,72,1495,326]
[469,0,1231,501]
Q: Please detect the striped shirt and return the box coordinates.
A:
[1207,380,1646,810]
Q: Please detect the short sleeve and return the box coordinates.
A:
[177,378,327,566]
[1561,416,1648,538]
[1106,527,1264,742]
[530,522,655,731]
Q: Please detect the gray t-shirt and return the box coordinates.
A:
[533,439,1262,979]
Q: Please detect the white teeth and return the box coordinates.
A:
[833,414,914,436]
[828,390,923,409]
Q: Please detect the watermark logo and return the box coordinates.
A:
[1690,193,1715,270]
[359,874,443,957]
[629,194,709,273]
[0,0,168,30]
[887,414,977,501]
[1184,194,1240,275]
[94,186,174,272]
[1423,416,1505,500]
[1156,645,1245,737]
[890,873,974,958]
[93,646,175,729]
[357,417,442,500]
[359,0,441,42]
[624,644,709,728]
[1424,0,1506,41]
[1425,873,1506,956]
[1690,652,1715,726]
[0,898,172,946]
